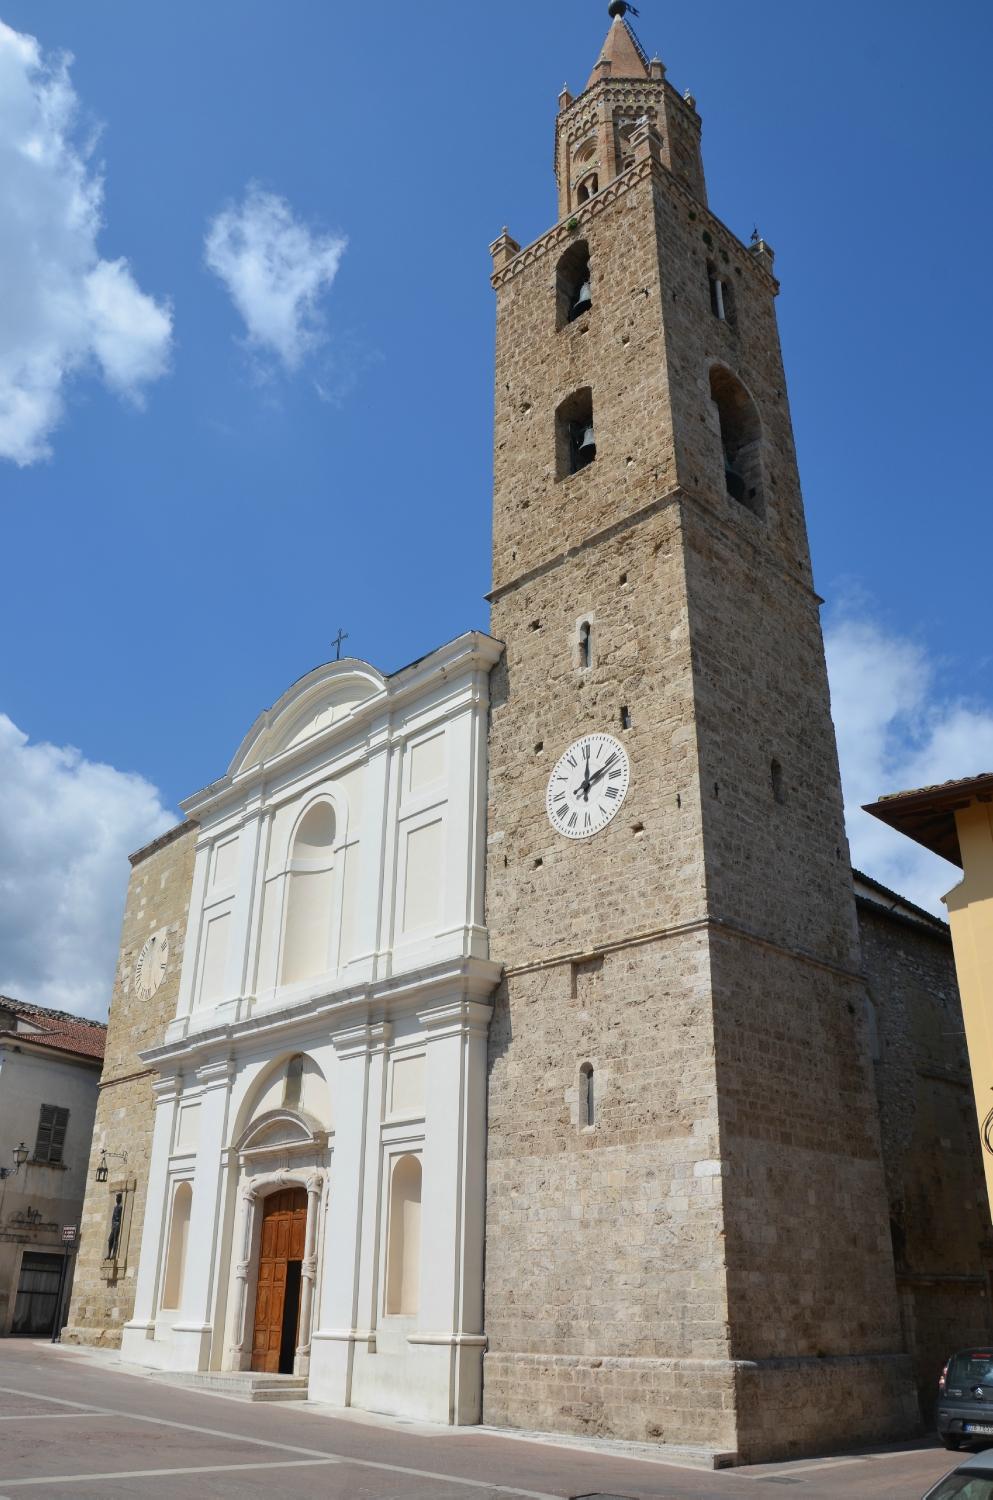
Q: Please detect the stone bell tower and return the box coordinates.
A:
[482,2,917,1463]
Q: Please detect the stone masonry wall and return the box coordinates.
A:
[486,129,915,1455]
[63,822,197,1347]
[859,899,993,1417]
[483,936,736,1449]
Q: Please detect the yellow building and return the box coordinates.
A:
[867,775,993,1215]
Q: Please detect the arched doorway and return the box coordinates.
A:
[251,1186,307,1374]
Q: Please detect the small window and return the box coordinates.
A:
[771,759,786,805]
[578,620,592,670]
[576,173,599,204]
[556,241,592,328]
[580,1063,596,1128]
[556,388,596,478]
[708,265,736,325]
[34,1105,69,1165]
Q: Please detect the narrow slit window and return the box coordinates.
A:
[578,621,592,669]
[708,265,736,326]
[580,1063,596,1128]
[771,759,786,805]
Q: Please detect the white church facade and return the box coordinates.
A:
[120,632,502,1422]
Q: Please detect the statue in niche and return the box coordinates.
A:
[107,1193,124,1260]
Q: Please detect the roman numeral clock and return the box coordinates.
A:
[545,734,630,839]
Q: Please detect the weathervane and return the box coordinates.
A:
[609,1,640,17]
[331,627,349,662]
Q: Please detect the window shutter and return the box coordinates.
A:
[34,1105,70,1164]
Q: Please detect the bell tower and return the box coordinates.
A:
[483,3,917,1463]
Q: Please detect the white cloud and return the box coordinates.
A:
[0,20,172,466]
[205,184,346,371]
[825,605,993,916]
[0,714,173,1021]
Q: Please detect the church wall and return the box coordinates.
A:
[63,821,197,1348]
[858,899,993,1418]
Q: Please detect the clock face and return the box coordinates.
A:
[546,733,630,839]
[134,928,170,1000]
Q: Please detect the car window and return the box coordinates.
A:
[948,1356,993,1388]
[926,1477,993,1499]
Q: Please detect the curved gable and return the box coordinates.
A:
[229,661,386,776]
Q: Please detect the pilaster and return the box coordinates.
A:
[308,1021,390,1405]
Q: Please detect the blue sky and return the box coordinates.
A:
[2,1,992,1016]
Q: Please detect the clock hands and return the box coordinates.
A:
[575,748,618,801]
[586,751,619,792]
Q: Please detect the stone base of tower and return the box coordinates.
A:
[732,1353,918,1463]
[482,1352,740,1455]
[482,1350,918,1464]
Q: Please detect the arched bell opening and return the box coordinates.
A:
[556,387,596,478]
[556,241,592,329]
[709,364,764,517]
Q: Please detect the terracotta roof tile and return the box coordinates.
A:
[877,773,993,803]
[0,995,106,1061]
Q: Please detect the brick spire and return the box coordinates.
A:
[586,5,650,88]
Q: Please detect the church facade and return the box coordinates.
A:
[116,636,501,1422]
[65,4,993,1463]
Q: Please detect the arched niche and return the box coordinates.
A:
[281,801,337,986]
[161,1181,192,1311]
[385,1153,422,1317]
[230,1052,331,1149]
[709,363,765,516]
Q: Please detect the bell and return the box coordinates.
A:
[577,424,597,463]
[572,279,592,319]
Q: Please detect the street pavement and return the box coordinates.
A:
[0,1341,967,1499]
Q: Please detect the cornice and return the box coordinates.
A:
[493,157,778,296]
[129,818,198,868]
[139,956,503,1071]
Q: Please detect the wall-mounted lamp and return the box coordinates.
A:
[0,1143,28,1180]
[95,1148,128,1184]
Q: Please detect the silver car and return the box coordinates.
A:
[924,1447,993,1497]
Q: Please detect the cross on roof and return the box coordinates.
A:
[331,628,349,662]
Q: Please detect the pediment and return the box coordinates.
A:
[229,662,386,776]
[235,1108,328,1157]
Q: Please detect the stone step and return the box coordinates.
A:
[159,1371,309,1402]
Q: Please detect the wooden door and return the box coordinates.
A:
[251,1186,307,1374]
